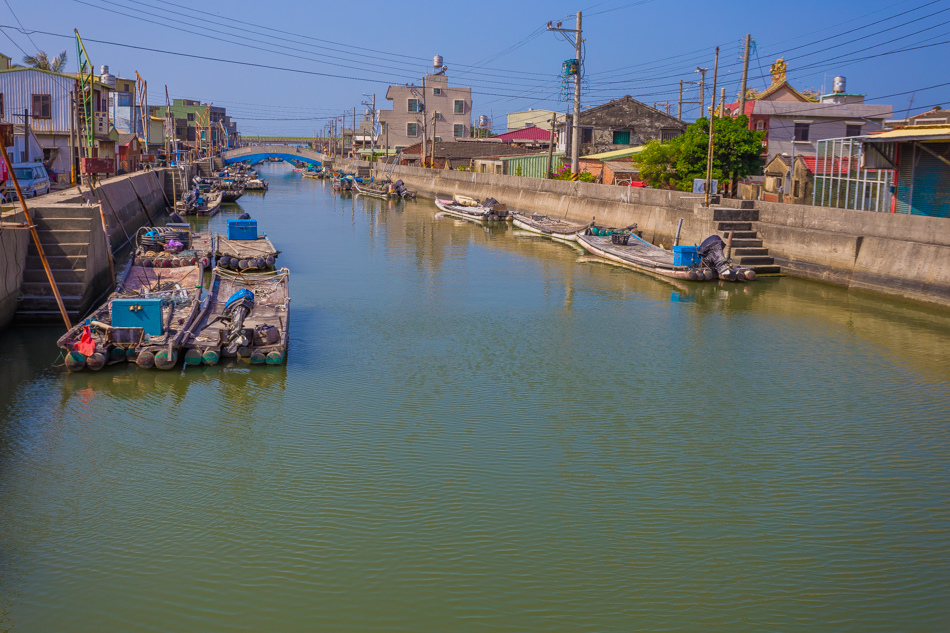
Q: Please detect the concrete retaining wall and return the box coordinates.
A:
[0,209,29,329]
[359,161,950,307]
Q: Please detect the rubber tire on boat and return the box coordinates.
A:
[265,351,283,365]
[65,351,86,372]
[136,351,156,369]
[249,351,266,365]
[154,350,177,370]
[86,352,106,371]
[202,350,220,366]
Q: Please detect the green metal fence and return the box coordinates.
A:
[499,152,566,179]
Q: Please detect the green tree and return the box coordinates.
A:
[21,50,68,72]
[633,115,765,192]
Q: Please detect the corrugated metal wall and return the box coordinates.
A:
[909,142,950,218]
[0,70,75,133]
[500,153,565,179]
[895,143,913,214]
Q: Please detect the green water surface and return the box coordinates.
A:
[1,163,949,632]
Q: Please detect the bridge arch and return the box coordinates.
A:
[222,144,329,167]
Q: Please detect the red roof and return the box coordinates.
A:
[493,126,553,142]
[800,156,852,175]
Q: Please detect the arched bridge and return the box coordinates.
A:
[222,144,329,167]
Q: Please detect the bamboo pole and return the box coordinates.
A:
[704,47,719,208]
[1,148,72,328]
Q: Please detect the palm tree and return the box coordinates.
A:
[21,50,68,73]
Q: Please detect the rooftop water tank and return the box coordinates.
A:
[99,65,116,87]
[833,76,847,94]
[477,115,490,128]
[433,55,444,69]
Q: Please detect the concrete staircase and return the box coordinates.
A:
[713,208,781,275]
[15,205,101,324]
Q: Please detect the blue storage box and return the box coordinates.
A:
[672,245,700,267]
[228,219,258,240]
[111,298,164,335]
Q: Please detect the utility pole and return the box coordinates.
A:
[69,90,76,185]
[431,111,437,167]
[739,33,752,120]
[678,80,683,119]
[352,106,356,158]
[695,67,707,120]
[371,93,376,153]
[545,114,558,178]
[704,47,719,208]
[547,12,583,175]
[719,87,725,117]
[420,76,427,168]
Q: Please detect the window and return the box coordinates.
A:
[454,124,465,138]
[454,99,465,115]
[794,123,810,142]
[755,120,766,131]
[187,112,195,121]
[117,93,132,107]
[407,122,418,137]
[612,130,631,145]
[434,137,442,142]
[408,98,421,113]
[31,94,51,119]
[846,124,862,137]
[0,93,4,119]
[661,129,680,142]
[581,127,593,144]
[433,87,442,96]
[793,180,801,197]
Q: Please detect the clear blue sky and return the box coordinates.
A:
[2,0,947,135]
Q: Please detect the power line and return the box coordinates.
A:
[3,0,37,50]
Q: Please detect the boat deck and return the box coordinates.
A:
[215,235,279,259]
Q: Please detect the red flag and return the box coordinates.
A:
[75,326,95,356]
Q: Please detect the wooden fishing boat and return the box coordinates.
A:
[576,230,756,282]
[196,191,224,216]
[183,267,291,367]
[58,262,205,372]
[214,234,281,272]
[434,195,510,222]
[132,225,213,270]
[302,170,320,179]
[217,183,245,202]
[244,178,268,191]
[510,212,594,241]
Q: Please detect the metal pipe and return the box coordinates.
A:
[673,218,684,247]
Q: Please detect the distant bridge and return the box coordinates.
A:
[239,136,322,145]
[222,144,329,167]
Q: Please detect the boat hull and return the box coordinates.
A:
[510,213,591,242]
[577,233,707,281]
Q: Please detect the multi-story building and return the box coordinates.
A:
[378,57,472,152]
[506,109,558,132]
[149,98,238,151]
[0,63,115,178]
[726,59,892,161]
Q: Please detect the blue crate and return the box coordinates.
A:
[228,219,258,240]
[672,245,700,267]
[111,298,164,335]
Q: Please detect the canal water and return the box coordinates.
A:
[1,163,949,632]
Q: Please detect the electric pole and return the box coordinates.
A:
[547,12,583,175]
[352,106,356,157]
[546,114,558,178]
[421,77,427,168]
[678,80,683,119]
[739,33,751,120]
[695,67,707,120]
[431,111,437,167]
[704,47,719,208]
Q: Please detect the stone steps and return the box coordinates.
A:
[20,281,85,297]
[714,206,781,275]
[23,267,86,283]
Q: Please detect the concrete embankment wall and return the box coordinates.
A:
[1,169,172,327]
[0,209,30,329]
[351,160,950,307]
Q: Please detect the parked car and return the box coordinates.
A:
[1,163,51,201]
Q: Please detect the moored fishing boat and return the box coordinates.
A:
[434,194,510,222]
[57,262,205,372]
[353,178,415,199]
[244,178,268,191]
[214,219,281,272]
[182,267,291,367]
[511,212,594,241]
[576,230,755,282]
